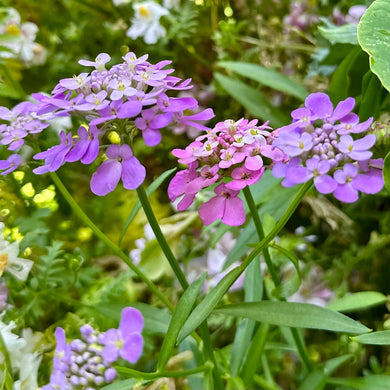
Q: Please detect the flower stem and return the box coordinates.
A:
[115,361,213,380]
[136,185,224,389]
[242,183,313,372]
[49,172,174,311]
[242,186,279,283]
[136,185,189,290]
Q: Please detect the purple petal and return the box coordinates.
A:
[81,138,99,164]
[142,128,162,146]
[330,97,355,121]
[314,175,337,194]
[353,134,376,151]
[66,139,89,162]
[102,343,120,364]
[150,112,172,129]
[119,307,144,335]
[286,166,312,183]
[121,157,146,190]
[334,183,358,203]
[90,160,122,195]
[305,92,333,119]
[120,333,143,363]
[117,101,142,118]
[353,173,384,194]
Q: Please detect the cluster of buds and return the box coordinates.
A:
[168,118,285,226]
[0,52,213,195]
[42,307,143,390]
[272,92,384,203]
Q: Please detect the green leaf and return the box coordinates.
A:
[218,61,308,101]
[230,257,263,376]
[351,330,390,345]
[118,168,176,245]
[383,152,390,192]
[358,0,390,92]
[299,355,353,390]
[177,265,244,342]
[328,46,364,102]
[358,71,383,120]
[214,72,288,127]
[326,291,388,312]
[215,301,371,334]
[157,273,207,371]
[327,375,390,390]
[318,24,358,44]
[270,244,301,298]
[101,379,139,390]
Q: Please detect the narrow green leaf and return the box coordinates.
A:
[214,72,288,127]
[318,23,358,44]
[157,273,207,371]
[230,257,263,376]
[326,291,388,312]
[177,265,244,343]
[101,379,139,390]
[218,61,308,100]
[358,0,390,92]
[299,355,353,390]
[215,301,371,334]
[351,330,390,345]
[271,244,301,298]
[327,375,390,390]
[383,151,390,192]
[118,168,176,245]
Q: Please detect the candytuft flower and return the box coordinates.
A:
[169,118,284,226]
[271,92,384,202]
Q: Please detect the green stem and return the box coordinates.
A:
[49,172,174,311]
[136,185,189,290]
[242,184,313,372]
[136,185,224,389]
[242,186,279,283]
[116,361,213,380]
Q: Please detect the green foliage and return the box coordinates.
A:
[358,0,390,92]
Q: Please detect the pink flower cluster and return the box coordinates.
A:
[168,118,285,226]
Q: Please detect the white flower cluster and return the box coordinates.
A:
[0,7,46,66]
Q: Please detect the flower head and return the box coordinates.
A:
[271,92,384,202]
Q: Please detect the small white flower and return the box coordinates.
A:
[126,1,169,44]
[0,7,46,66]
[0,223,33,281]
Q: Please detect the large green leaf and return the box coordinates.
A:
[328,375,390,390]
[351,330,390,345]
[326,291,388,312]
[358,0,390,92]
[157,273,207,371]
[214,72,288,127]
[215,301,371,334]
[218,61,308,101]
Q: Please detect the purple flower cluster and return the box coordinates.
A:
[0,102,49,175]
[0,52,213,195]
[271,92,384,203]
[42,307,143,390]
[168,118,285,226]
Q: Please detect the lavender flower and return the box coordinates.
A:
[0,51,212,197]
[271,92,384,202]
[42,307,144,390]
[169,118,285,226]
